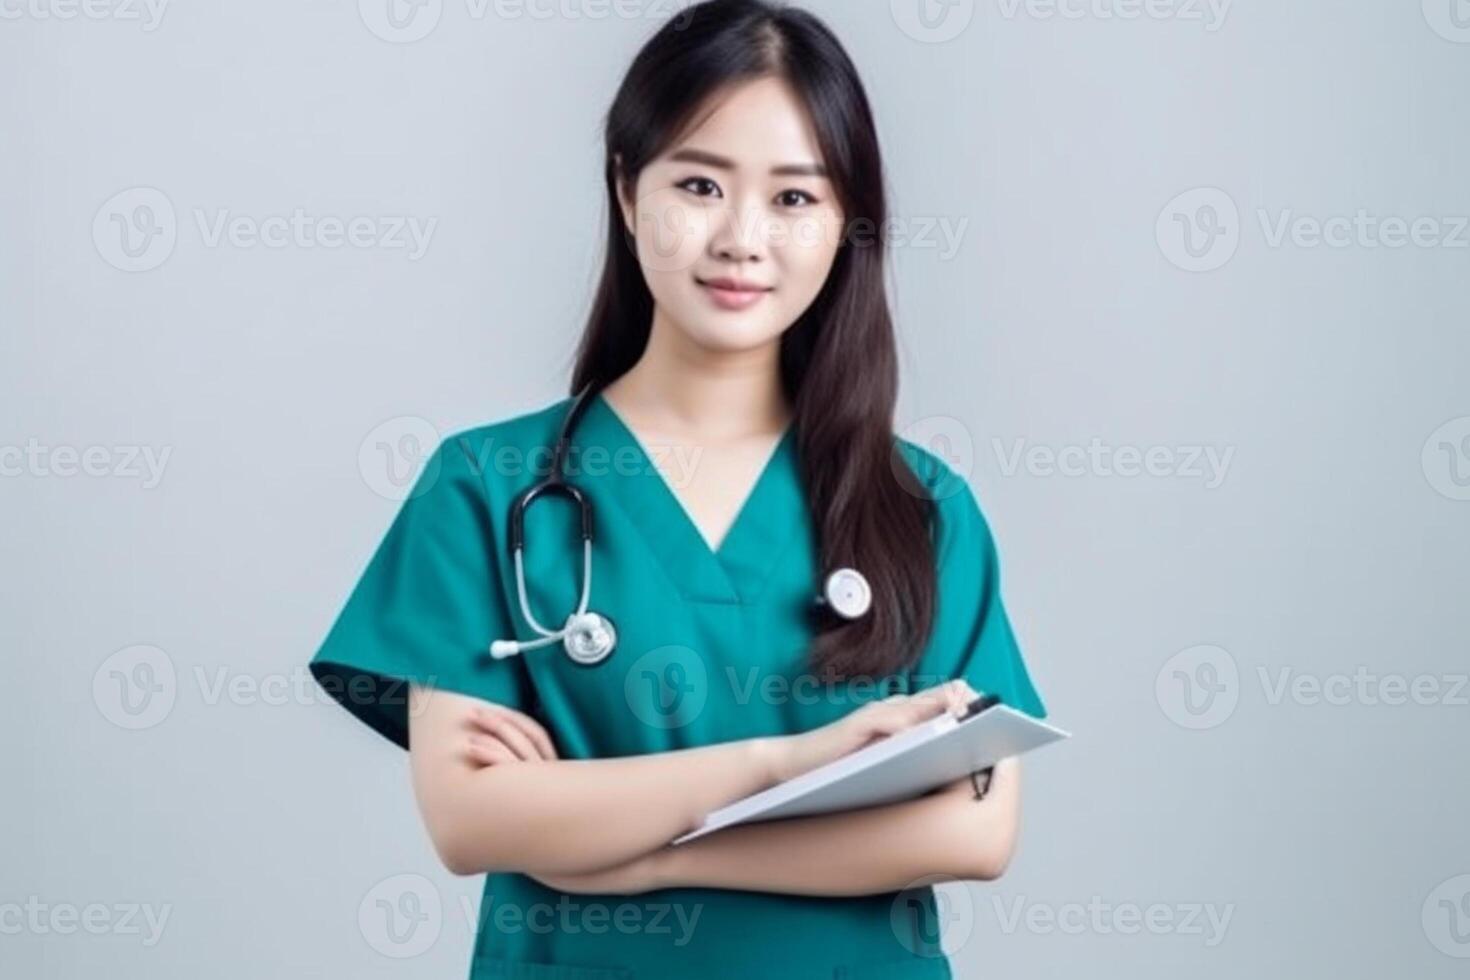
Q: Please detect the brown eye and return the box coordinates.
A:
[678,177,721,198]
[777,189,818,208]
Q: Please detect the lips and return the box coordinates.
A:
[697,276,773,293]
[695,274,774,312]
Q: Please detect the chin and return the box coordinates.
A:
[682,317,786,353]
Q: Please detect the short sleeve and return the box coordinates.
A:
[906,456,1047,720]
[309,432,530,749]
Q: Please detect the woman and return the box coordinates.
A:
[310,1,1047,977]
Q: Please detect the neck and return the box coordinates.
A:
[602,307,791,441]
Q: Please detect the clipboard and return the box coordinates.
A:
[672,695,1070,845]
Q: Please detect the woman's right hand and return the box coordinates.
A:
[769,678,980,784]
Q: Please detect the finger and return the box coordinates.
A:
[907,683,959,722]
[465,736,518,767]
[909,683,959,718]
[949,680,981,715]
[473,706,558,761]
[940,681,963,715]
[473,708,558,764]
[469,712,541,761]
[873,693,949,735]
[515,713,558,761]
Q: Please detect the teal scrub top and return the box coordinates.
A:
[310,391,1047,980]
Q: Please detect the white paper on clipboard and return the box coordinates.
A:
[673,697,1070,845]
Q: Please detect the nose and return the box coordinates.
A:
[708,203,769,264]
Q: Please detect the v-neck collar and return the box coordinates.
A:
[580,390,806,604]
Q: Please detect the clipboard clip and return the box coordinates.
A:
[960,693,1002,720]
[961,694,1002,800]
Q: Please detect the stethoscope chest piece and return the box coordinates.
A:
[822,566,872,620]
[562,611,617,665]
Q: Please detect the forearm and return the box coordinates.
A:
[654,771,1018,897]
[419,734,783,877]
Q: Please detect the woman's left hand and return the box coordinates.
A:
[529,848,672,896]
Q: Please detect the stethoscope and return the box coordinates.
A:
[488,383,873,666]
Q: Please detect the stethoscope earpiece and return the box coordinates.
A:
[490,385,872,666]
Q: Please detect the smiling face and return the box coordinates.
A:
[617,76,847,355]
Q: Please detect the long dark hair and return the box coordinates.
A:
[571,0,935,682]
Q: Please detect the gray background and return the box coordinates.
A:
[4,0,1468,977]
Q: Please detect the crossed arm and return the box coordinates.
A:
[407,685,1023,897]
[538,759,1019,897]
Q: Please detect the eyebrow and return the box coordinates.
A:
[666,147,828,179]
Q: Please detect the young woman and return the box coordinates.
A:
[310,2,1047,977]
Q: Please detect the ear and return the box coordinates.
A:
[612,153,635,238]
